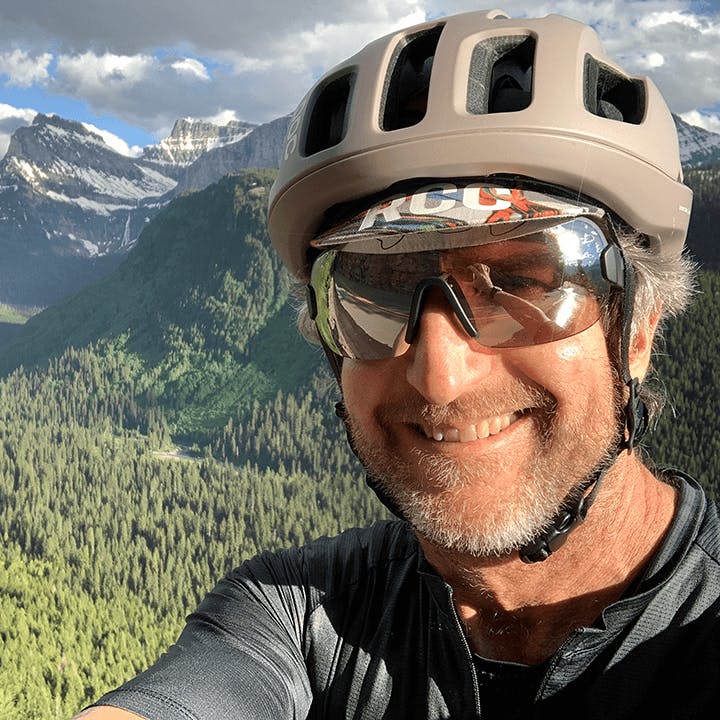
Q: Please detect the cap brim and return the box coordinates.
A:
[312,181,605,254]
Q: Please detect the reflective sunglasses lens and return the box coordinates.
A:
[310,218,615,359]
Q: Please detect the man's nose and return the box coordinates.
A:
[404,288,495,405]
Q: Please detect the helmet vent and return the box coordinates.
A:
[381,25,444,131]
[584,55,646,124]
[468,35,535,114]
[303,73,355,156]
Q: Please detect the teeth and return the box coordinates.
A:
[424,412,519,443]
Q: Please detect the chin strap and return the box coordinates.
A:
[335,400,407,520]
[518,455,613,563]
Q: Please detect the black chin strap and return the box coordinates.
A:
[334,400,407,520]
[517,457,613,563]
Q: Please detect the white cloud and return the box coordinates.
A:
[680,110,720,135]
[81,121,143,157]
[55,52,154,94]
[0,103,37,158]
[171,58,210,81]
[639,9,703,31]
[637,51,666,69]
[198,109,240,125]
[0,49,51,87]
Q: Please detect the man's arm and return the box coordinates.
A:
[72,708,146,719]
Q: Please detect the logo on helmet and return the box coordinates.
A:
[358,183,564,231]
[284,97,309,161]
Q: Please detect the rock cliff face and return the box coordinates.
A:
[674,115,720,168]
[141,117,257,168]
[0,114,287,306]
[0,115,176,305]
[174,115,289,193]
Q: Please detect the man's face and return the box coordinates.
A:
[341,286,621,557]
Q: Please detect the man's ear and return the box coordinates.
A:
[629,305,662,381]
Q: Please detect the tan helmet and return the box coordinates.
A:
[267,9,693,281]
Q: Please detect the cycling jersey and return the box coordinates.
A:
[93,472,720,719]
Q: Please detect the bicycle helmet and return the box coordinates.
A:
[267,9,693,563]
[268,9,692,281]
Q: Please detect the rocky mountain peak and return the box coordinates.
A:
[674,114,720,168]
[141,117,257,167]
[1,112,176,204]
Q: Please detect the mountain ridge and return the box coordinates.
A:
[0,113,288,306]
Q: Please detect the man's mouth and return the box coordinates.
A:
[419,410,526,443]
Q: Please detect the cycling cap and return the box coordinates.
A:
[268,9,692,281]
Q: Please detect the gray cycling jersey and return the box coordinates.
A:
[94,473,720,719]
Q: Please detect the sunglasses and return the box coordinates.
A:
[307,217,625,360]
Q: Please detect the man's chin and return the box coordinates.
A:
[370,469,561,558]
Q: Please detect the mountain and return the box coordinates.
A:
[674,115,720,168]
[173,115,289,193]
[0,114,287,308]
[0,168,322,438]
[684,163,720,269]
[0,114,176,305]
[141,117,257,169]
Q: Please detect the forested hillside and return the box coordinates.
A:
[0,171,386,716]
[684,164,720,268]
[0,168,717,716]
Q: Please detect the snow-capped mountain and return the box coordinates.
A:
[674,115,720,168]
[141,117,256,168]
[0,113,286,307]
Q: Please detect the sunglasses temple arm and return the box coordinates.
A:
[404,276,478,344]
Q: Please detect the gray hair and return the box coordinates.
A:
[603,228,698,424]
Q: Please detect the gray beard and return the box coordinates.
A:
[345,378,621,557]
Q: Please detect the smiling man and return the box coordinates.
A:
[80,9,720,720]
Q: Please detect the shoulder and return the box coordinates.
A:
[236,519,418,597]
[192,520,418,626]
[673,472,720,563]
[655,473,720,610]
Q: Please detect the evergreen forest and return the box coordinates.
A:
[0,167,718,717]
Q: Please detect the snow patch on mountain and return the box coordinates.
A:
[142,117,256,166]
[674,114,720,168]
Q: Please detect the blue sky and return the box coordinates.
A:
[0,0,718,156]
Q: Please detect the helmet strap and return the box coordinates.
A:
[334,399,407,520]
[618,254,649,451]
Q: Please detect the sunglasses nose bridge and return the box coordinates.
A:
[405,275,478,345]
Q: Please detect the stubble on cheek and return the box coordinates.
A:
[343,370,620,557]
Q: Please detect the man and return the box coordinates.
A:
[78,9,720,719]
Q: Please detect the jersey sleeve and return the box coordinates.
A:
[91,547,315,720]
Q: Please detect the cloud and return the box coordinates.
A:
[55,52,154,94]
[636,51,666,69]
[198,109,241,125]
[0,49,51,87]
[81,121,143,157]
[0,103,36,157]
[50,51,226,131]
[0,1,718,140]
[680,110,720,135]
[171,58,210,81]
